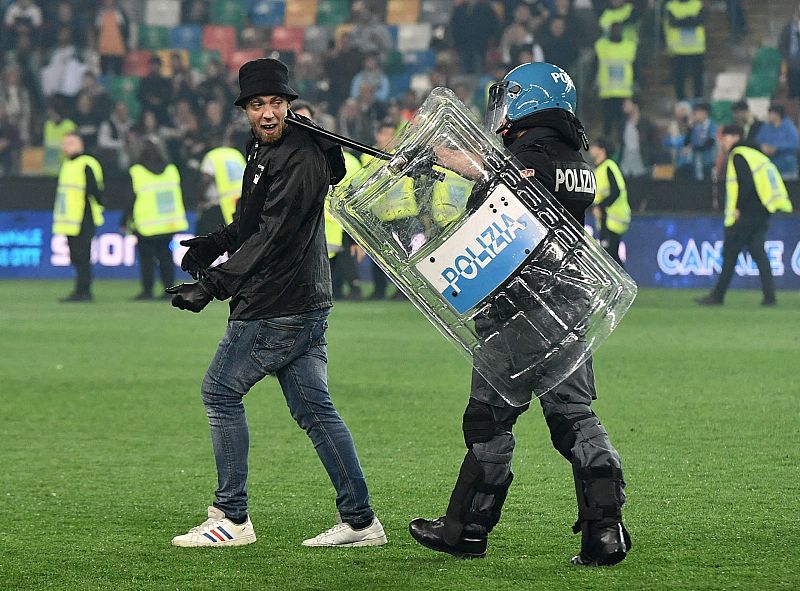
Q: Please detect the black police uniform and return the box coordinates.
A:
[410,109,630,566]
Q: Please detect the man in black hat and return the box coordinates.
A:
[168,58,387,548]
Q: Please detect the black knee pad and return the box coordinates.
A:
[462,398,522,447]
[545,410,596,460]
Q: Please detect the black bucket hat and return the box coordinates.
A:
[234,58,299,107]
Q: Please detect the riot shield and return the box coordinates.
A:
[329,87,637,405]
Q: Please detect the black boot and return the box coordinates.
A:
[571,521,631,566]
[408,517,487,558]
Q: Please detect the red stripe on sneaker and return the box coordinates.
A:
[211,529,225,541]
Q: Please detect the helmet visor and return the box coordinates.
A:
[485,80,521,134]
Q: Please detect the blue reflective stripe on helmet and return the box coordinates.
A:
[502,62,577,121]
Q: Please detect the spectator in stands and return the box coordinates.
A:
[599,0,640,44]
[0,103,22,176]
[181,0,209,25]
[730,100,762,143]
[172,99,206,169]
[450,0,502,74]
[42,1,84,50]
[350,5,393,58]
[350,53,390,104]
[40,27,89,100]
[73,91,101,150]
[3,0,42,50]
[663,100,694,179]
[197,57,233,110]
[500,5,545,66]
[127,108,170,167]
[685,102,716,181]
[137,55,172,126]
[504,0,550,30]
[549,0,588,51]
[540,17,579,75]
[400,89,421,121]
[0,62,34,147]
[169,52,197,107]
[96,100,133,173]
[95,0,129,76]
[323,32,364,114]
[778,5,800,99]
[663,0,706,101]
[594,23,636,140]
[618,96,658,179]
[755,104,800,181]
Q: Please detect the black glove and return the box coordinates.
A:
[165,282,213,313]
[180,235,223,280]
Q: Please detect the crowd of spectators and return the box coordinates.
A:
[1,0,799,191]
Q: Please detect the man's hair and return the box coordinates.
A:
[768,104,785,117]
[721,124,743,137]
[695,102,710,113]
[731,100,749,112]
[291,100,315,118]
[590,138,612,154]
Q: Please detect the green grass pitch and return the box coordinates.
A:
[1,281,798,590]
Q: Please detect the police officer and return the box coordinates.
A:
[409,63,631,567]
[589,138,631,267]
[197,136,246,235]
[121,141,188,300]
[696,125,793,306]
[52,133,104,302]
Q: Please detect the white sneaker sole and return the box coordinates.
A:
[302,533,388,548]
[172,534,257,548]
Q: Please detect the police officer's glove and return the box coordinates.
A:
[165,282,213,313]
[180,235,223,279]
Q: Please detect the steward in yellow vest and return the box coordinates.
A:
[123,141,188,299]
[663,0,705,56]
[599,0,640,44]
[44,112,78,177]
[697,125,793,307]
[199,145,246,232]
[594,34,637,100]
[52,133,104,302]
[589,138,631,266]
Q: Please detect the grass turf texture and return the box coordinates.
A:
[1,280,798,590]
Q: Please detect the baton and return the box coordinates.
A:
[286,112,445,182]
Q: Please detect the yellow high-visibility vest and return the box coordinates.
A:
[325,152,362,258]
[594,157,631,234]
[361,153,418,221]
[599,3,639,44]
[725,146,793,227]
[129,163,189,236]
[44,119,77,176]
[52,155,105,236]
[201,147,246,224]
[664,0,705,56]
[595,38,637,99]
[431,167,474,227]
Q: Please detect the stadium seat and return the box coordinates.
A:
[317,0,350,25]
[170,25,203,51]
[202,25,238,65]
[138,25,170,51]
[285,0,319,26]
[211,0,245,28]
[155,49,190,76]
[747,97,771,120]
[711,71,747,102]
[402,50,436,75]
[386,0,420,24]
[20,147,44,175]
[746,46,782,98]
[303,25,335,53]
[123,50,153,77]
[272,26,305,55]
[418,0,453,25]
[397,23,431,52]
[710,100,733,125]
[107,76,141,119]
[250,0,286,27]
[144,0,181,27]
[389,73,413,97]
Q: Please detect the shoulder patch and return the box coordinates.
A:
[520,169,536,178]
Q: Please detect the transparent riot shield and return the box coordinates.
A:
[329,87,637,405]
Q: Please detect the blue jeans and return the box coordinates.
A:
[200,307,374,525]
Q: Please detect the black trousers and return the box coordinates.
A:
[711,216,775,301]
[599,226,624,268]
[672,54,704,100]
[136,234,175,294]
[67,231,94,296]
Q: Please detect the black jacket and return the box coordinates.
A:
[504,110,595,225]
[201,123,344,319]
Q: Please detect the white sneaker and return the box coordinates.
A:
[171,506,257,547]
[302,516,388,547]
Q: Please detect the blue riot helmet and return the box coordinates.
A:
[486,62,577,135]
